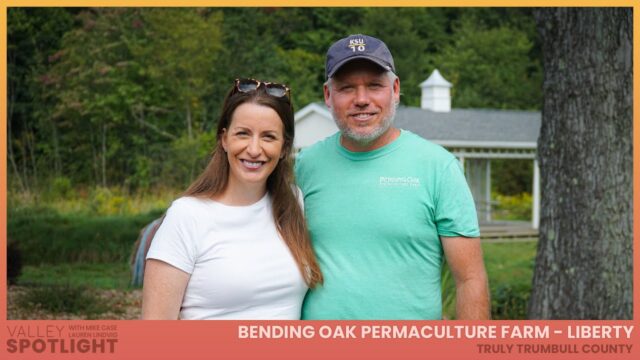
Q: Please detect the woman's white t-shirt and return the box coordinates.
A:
[146,193,308,319]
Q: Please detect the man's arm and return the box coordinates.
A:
[441,236,490,320]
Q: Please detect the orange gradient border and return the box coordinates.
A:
[1,2,638,360]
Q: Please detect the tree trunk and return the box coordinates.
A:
[19,135,29,192]
[101,123,107,188]
[26,129,38,189]
[131,105,177,140]
[529,8,632,319]
[50,120,62,177]
[90,125,99,187]
[186,101,193,140]
[7,85,28,193]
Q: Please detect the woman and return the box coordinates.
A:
[142,79,322,319]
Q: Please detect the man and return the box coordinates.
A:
[295,34,490,319]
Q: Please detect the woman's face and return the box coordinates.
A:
[221,102,285,191]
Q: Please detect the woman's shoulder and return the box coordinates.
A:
[167,196,214,216]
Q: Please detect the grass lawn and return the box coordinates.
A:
[15,241,538,319]
[11,262,140,319]
[18,262,134,290]
[483,241,537,287]
[442,240,537,319]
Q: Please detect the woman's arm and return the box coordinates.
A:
[141,259,190,320]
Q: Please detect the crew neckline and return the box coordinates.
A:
[204,191,270,209]
[335,129,406,161]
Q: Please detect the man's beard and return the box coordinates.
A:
[332,101,398,146]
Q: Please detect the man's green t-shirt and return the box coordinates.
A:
[295,130,479,319]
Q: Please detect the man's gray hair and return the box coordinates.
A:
[325,70,398,88]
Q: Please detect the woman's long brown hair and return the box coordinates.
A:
[184,84,323,288]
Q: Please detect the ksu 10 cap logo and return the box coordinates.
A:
[348,38,366,52]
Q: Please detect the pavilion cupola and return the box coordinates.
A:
[419,69,452,112]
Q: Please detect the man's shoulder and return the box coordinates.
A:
[399,130,456,163]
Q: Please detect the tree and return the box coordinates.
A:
[135,8,223,139]
[528,8,632,319]
[43,8,223,188]
[435,14,542,110]
[7,8,75,192]
[45,8,149,186]
[7,8,546,193]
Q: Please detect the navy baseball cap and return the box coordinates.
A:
[325,34,396,79]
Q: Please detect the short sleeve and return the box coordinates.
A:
[434,159,480,238]
[146,198,199,274]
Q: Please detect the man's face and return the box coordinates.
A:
[324,60,400,149]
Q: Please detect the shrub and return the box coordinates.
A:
[17,284,114,317]
[442,272,533,320]
[41,177,75,201]
[491,159,533,195]
[159,132,216,188]
[491,283,531,319]
[89,187,132,215]
[7,239,22,285]
[493,192,532,221]
[127,155,152,191]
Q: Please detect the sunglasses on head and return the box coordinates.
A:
[234,78,290,99]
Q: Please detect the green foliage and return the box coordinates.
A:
[275,47,324,110]
[43,176,75,201]
[435,13,542,110]
[488,247,534,320]
[491,159,533,195]
[7,240,23,285]
[493,192,533,221]
[89,187,132,215]
[484,241,536,319]
[491,283,531,320]
[8,207,161,265]
[9,185,176,215]
[8,8,76,191]
[8,8,543,193]
[17,284,116,317]
[483,241,536,283]
[135,8,223,133]
[159,132,217,189]
[41,8,224,188]
[128,155,152,190]
[443,241,536,320]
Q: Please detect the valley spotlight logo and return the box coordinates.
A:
[5,324,118,354]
